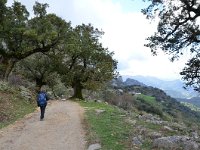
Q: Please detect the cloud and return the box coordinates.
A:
[8,0,188,80]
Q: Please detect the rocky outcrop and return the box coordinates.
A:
[153,136,199,150]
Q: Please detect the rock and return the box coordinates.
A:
[135,126,148,135]
[95,109,105,115]
[126,119,136,125]
[183,140,199,150]
[191,131,199,140]
[132,135,143,145]
[96,100,103,103]
[153,136,199,150]
[118,89,123,94]
[171,122,187,131]
[148,132,162,139]
[162,126,174,132]
[138,114,167,125]
[88,143,101,150]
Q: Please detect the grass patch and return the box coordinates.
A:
[136,94,163,117]
[79,101,133,150]
[141,139,153,150]
[138,121,162,131]
[0,90,36,129]
[137,94,156,105]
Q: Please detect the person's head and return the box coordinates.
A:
[40,86,46,93]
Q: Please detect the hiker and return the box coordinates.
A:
[37,87,49,121]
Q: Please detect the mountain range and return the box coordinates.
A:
[122,75,199,99]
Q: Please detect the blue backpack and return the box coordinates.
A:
[37,92,47,106]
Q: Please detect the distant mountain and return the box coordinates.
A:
[111,76,145,87]
[177,97,200,108]
[124,78,146,86]
[112,81,200,123]
[122,75,199,99]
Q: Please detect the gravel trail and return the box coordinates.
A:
[0,100,86,150]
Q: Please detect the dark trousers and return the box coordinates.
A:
[40,104,47,119]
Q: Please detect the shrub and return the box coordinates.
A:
[0,81,13,92]
[135,96,163,117]
[106,92,136,110]
[9,75,20,85]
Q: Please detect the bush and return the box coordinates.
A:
[8,75,24,86]
[0,81,14,92]
[106,92,136,110]
[135,96,163,117]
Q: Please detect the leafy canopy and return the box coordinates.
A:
[54,24,118,99]
[0,1,70,79]
[142,0,200,90]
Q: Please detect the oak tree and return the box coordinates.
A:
[57,24,118,99]
[18,53,57,92]
[0,1,70,80]
[143,0,200,90]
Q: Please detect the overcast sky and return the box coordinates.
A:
[8,0,190,80]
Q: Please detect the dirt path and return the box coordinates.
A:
[0,100,86,150]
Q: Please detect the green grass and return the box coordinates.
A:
[137,94,157,105]
[79,101,133,150]
[0,90,36,129]
[136,94,164,117]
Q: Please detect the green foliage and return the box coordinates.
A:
[105,92,136,110]
[180,57,200,91]
[115,85,200,123]
[142,0,200,91]
[181,102,200,112]
[137,94,156,105]
[136,94,163,117]
[0,81,14,92]
[17,52,57,90]
[1,0,117,101]
[79,101,132,150]
[54,23,118,99]
[0,82,36,129]
[0,1,70,80]
[33,2,49,17]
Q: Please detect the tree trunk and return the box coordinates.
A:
[3,58,16,81]
[35,77,46,93]
[72,79,84,100]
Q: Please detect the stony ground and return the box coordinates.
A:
[0,100,86,150]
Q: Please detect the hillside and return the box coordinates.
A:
[0,81,36,128]
[81,100,200,149]
[80,78,200,149]
[122,75,199,99]
[109,77,200,123]
[177,97,200,108]
[1,78,200,149]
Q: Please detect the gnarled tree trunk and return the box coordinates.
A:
[1,58,17,81]
[72,79,83,99]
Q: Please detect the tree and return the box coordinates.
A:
[142,0,200,90]
[0,1,70,80]
[57,24,118,99]
[18,53,56,92]
[180,55,200,91]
